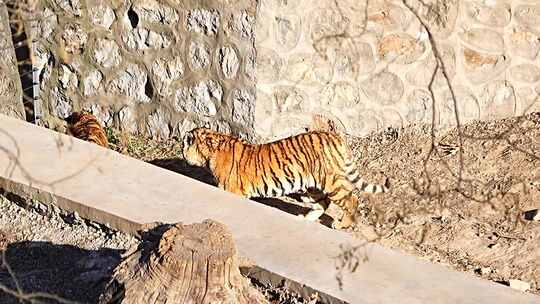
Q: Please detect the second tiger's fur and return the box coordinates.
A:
[183,128,389,229]
[66,111,109,148]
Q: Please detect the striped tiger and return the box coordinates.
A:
[66,111,109,148]
[183,128,389,229]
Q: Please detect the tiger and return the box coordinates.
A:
[182,128,389,229]
[65,111,109,148]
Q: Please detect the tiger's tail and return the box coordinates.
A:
[344,161,389,194]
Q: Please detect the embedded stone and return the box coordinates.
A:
[464,1,511,27]
[35,8,58,39]
[84,103,113,127]
[478,80,516,119]
[438,86,480,128]
[367,2,412,32]
[244,49,256,82]
[462,48,510,84]
[152,56,185,96]
[342,110,382,137]
[93,39,121,68]
[0,67,17,99]
[123,28,172,51]
[174,118,199,137]
[146,108,170,139]
[254,90,273,122]
[218,46,240,79]
[515,86,540,114]
[174,80,222,116]
[319,82,362,109]
[284,53,333,85]
[514,5,540,27]
[231,88,255,128]
[459,27,504,54]
[361,71,404,105]
[50,87,72,118]
[405,89,434,123]
[229,10,254,40]
[188,39,211,72]
[331,39,375,79]
[187,9,220,36]
[509,64,540,83]
[58,64,77,90]
[62,23,87,54]
[88,3,115,29]
[271,86,308,113]
[82,69,103,97]
[508,27,540,60]
[270,113,312,140]
[273,13,301,51]
[54,0,82,16]
[256,48,283,84]
[380,108,404,129]
[118,106,137,133]
[411,0,458,38]
[108,64,151,103]
[309,7,349,43]
[377,33,426,64]
[133,0,179,25]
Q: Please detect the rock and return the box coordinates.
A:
[118,106,138,133]
[231,88,255,128]
[459,27,505,54]
[367,2,412,32]
[84,103,113,127]
[54,0,82,16]
[462,48,510,84]
[35,8,58,39]
[132,0,178,25]
[410,0,458,38]
[523,209,539,221]
[508,27,540,60]
[361,71,404,105]
[256,47,283,84]
[464,1,511,27]
[405,89,433,123]
[187,39,211,72]
[108,64,151,103]
[509,279,531,292]
[186,9,220,36]
[273,13,301,51]
[82,69,103,97]
[123,27,172,51]
[510,64,540,84]
[50,87,72,118]
[377,33,426,64]
[92,38,121,68]
[229,10,254,40]
[309,7,349,43]
[217,45,240,79]
[88,2,115,29]
[478,80,516,119]
[152,56,185,96]
[62,23,87,55]
[58,64,77,90]
[319,81,362,108]
[514,4,540,27]
[174,80,222,116]
[146,108,170,139]
[272,86,308,113]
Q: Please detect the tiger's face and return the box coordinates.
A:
[182,128,222,167]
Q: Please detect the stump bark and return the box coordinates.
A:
[98,220,268,304]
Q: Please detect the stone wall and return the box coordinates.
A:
[32,0,256,139]
[255,0,540,140]
[29,0,540,141]
[0,2,25,120]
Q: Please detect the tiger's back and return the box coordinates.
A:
[66,111,109,148]
[183,128,388,229]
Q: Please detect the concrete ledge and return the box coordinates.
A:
[0,114,538,304]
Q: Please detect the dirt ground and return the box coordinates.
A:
[0,113,538,303]
[109,112,540,297]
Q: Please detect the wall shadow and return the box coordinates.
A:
[148,158,334,228]
[0,241,124,303]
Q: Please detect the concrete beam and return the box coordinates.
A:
[0,114,538,304]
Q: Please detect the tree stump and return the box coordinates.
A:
[98,220,268,304]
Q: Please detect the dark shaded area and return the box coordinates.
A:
[523,209,539,221]
[0,241,125,303]
[147,158,334,227]
[5,2,34,123]
[127,7,139,28]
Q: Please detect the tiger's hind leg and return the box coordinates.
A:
[325,178,358,229]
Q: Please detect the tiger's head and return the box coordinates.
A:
[183,128,225,167]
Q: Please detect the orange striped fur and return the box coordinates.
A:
[66,111,109,148]
[183,128,389,229]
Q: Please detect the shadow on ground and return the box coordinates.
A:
[0,241,124,303]
[148,158,334,227]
